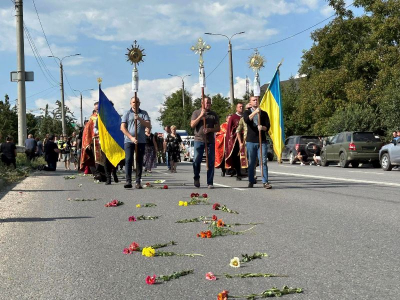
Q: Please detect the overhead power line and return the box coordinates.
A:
[31,0,58,67]
[240,2,355,51]
[206,51,228,79]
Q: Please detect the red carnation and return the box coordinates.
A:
[202,193,208,198]
[212,203,220,210]
[212,215,217,221]
[163,185,168,189]
[146,275,157,285]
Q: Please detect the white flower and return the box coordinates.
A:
[229,257,241,268]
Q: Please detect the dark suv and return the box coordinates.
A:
[320,131,383,168]
[282,136,322,164]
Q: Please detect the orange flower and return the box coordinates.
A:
[206,230,212,238]
[217,219,225,227]
[200,231,207,238]
[217,290,229,300]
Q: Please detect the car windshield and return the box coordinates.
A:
[300,137,320,144]
[353,132,381,142]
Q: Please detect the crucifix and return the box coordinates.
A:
[190,37,211,169]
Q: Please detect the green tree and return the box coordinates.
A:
[157,89,194,133]
[0,94,18,140]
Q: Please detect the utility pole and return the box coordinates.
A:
[48,54,80,136]
[73,88,94,127]
[15,0,26,146]
[168,74,191,127]
[205,31,245,107]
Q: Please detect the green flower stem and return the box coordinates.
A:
[155,251,203,257]
[175,216,209,223]
[216,273,288,279]
[241,252,268,263]
[142,203,157,207]
[150,241,177,249]
[232,286,303,299]
[157,269,194,282]
[68,198,97,201]
[136,215,160,220]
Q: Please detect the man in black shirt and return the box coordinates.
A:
[0,136,17,168]
[243,96,272,189]
[43,135,60,171]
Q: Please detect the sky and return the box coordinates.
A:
[0,0,348,134]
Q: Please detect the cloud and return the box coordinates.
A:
[320,4,334,17]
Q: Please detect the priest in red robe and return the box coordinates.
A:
[80,103,99,174]
[215,115,230,176]
[225,102,244,180]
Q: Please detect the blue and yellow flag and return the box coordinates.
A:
[259,69,285,161]
[98,88,125,166]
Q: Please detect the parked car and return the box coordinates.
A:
[281,135,322,164]
[379,140,400,171]
[320,131,383,168]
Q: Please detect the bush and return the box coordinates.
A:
[0,154,46,185]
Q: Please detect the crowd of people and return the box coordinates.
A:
[0,94,274,190]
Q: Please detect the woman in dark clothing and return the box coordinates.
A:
[0,136,17,168]
[165,125,183,173]
[143,127,158,173]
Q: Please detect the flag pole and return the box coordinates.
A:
[191,38,211,170]
[248,49,266,178]
[126,40,145,179]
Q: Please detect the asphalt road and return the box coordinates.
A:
[0,160,399,300]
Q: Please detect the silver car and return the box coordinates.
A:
[379,140,400,171]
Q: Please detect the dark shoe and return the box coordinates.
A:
[263,183,272,189]
[135,183,143,189]
[124,183,132,188]
[113,174,119,183]
[248,182,254,188]
[221,171,225,177]
[194,178,200,188]
[105,181,111,185]
[236,176,242,181]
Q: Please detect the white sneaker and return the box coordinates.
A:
[300,163,305,166]
[208,185,214,189]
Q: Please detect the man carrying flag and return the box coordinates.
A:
[259,67,284,163]
[97,88,125,185]
[243,96,271,189]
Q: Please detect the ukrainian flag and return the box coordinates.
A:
[98,88,125,166]
[259,69,285,161]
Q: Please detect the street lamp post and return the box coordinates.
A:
[48,54,80,135]
[73,88,94,127]
[205,32,245,106]
[168,74,191,110]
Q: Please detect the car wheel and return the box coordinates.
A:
[289,152,295,164]
[339,152,349,168]
[351,161,359,168]
[380,153,392,171]
[320,152,329,167]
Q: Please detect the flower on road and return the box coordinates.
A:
[205,272,217,281]
[146,275,156,285]
[229,257,240,268]
[142,247,156,257]
[128,216,137,222]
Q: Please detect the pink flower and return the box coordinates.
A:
[146,274,157,285]
[129,242,140,251]
[205,272,216,281]
[213,203,220,210]
[123,248,131,254]
[163,185,168,189]
[128,216,136,222]
[202,193,208,198]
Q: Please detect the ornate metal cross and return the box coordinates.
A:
[190,37,211,67]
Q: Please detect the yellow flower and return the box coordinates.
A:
[142,247,155,257]
[183,201,188,206]
[179,201,184,206]
[136,204,141,208]
[229,257,241,268]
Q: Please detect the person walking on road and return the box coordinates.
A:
[243,96,272,189]
[165,125,183,173]
[120,96,151,189]
[190,96,220,189]
[43,135,60,171]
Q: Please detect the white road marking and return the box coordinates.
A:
[348,171,383,175]
[268,171,400,187]
[213,183,230,188]
[233,188,247,191]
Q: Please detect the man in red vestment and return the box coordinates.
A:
[225,102,244,180]
[80,102,99,174]
[215,115,230,176]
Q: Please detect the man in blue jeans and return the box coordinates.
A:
[243,96,272,189]
[190,96,220,189]
[121,96,151,189]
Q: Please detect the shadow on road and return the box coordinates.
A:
[0,216,93,223]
